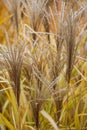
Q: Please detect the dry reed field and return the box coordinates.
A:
[0,0,87,130]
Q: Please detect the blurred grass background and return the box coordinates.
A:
[0,0,87,130]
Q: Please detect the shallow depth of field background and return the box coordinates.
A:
[0,0,87,130]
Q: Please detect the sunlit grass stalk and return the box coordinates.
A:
[22,0,49,45]
[24,53,44,130]
[64,8,77,127]
[48,1,65,125]
[0,42,25,107]
[43,0,53,44]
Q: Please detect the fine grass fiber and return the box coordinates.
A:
[0,0,87,130]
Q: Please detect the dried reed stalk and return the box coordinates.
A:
[0,42,25,106]
[23,51,43,130]
[47,1,65,124]
[65,11,77,84]
[22,0,48,45]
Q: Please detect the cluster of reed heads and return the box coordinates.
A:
[0,0,87,130]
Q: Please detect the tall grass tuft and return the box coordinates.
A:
[0,41,25,106]
[65,10,77,84]
[22,0,48,45]
[0,0,87,130]
[23,45,49,130]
